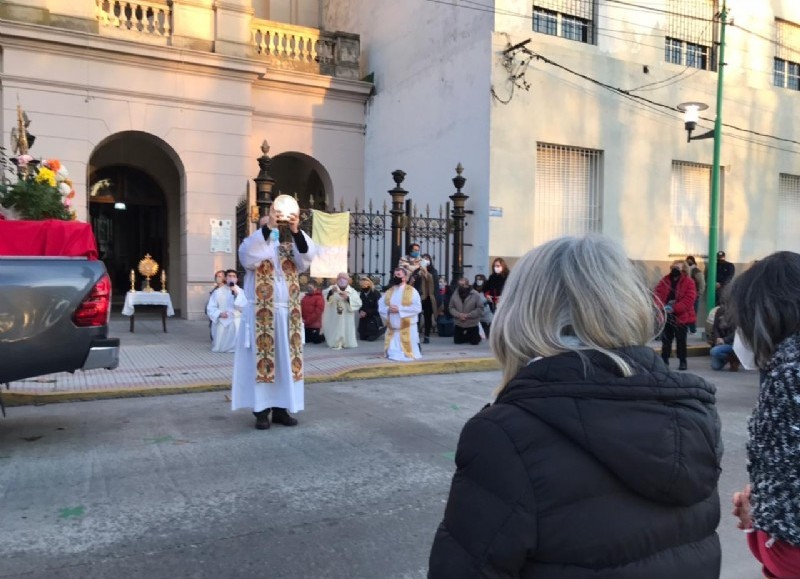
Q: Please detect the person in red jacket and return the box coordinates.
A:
[654,259,697,370]
[301,281,325,344]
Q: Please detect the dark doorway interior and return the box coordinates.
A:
[89,166,167,303]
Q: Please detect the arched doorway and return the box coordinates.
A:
[89,166,166,297]
[88,132,183,311]
[269,152,333,210]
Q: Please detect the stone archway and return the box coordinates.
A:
[269,152,333,210]
[87,132,185,312]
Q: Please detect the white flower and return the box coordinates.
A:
[56,166,69,181]
[58,182,72,196]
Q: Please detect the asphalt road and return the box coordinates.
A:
[0,366,761,578]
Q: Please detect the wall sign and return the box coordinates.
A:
[210,219,232,253]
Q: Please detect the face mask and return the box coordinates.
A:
[270,228,279,242]
[475,279,484,287]
[458,286,470,297]
[733,330,757,370]
[410,251,420,258]
[669,268,681,279]
[439,282,447,290]
[337,280,348,289]
[392,276,404,285]
[420,259,429,268]
[494,266,503,274]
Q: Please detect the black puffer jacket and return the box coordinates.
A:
[429,347,722,578]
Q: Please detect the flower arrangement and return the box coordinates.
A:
[0,107,77,221]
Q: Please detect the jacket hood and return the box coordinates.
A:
[497,347,721,507]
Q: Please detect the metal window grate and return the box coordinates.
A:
[533,0,594,43]
[664,0,716,70]
[778,174,800,252]
[670,161,711,256]
[666,0,715,44]
[534,0,593,21]
[534,143,603,246]
[776,19,800,62]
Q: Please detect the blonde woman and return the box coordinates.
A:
[429,235,722,578]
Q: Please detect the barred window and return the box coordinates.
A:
[670,161,712,256]
[778,174,800,252]
[664,0,716,70]
[533,0,595,44]
[774,19,800,90]
[534,143,603,246]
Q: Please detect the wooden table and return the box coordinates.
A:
[122,291,175,333]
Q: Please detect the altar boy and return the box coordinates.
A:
[207,269,247,352]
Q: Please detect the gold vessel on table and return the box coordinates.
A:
[137,254,159,293]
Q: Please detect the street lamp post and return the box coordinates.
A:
[450,163,468,286]
[253,140,276,219]
[678,2,728,314]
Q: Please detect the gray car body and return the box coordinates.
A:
[0,257,120,384]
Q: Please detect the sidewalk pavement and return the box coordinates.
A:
[3,313,712,406]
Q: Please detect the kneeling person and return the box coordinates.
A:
[450,278,483,345]
[379,267,423,361]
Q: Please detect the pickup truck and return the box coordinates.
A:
[0,220,120,397]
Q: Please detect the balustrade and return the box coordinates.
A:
[96,0,172,39]
[251,19,360,79]
[252,19,333,65]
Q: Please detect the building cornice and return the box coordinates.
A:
[1,73,256,116]
[252,109,366,133]
[257,67,374,103]
[0,18,374,101]
[0,19,266,78]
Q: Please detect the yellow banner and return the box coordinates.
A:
[310,210,350,278]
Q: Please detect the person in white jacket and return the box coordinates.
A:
[207,269,247,353]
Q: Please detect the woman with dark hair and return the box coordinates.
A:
[728,251,800,578]
[357,277,384,341]
[429,235,722,578]
[484,257,509,312]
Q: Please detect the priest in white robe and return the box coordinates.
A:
[207,269,247,353]
[231,207,316,430]
[322,272,362,349]
[378,266,423,361]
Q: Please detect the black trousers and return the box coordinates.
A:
[454,325,481,345]
[422,297,434,337]
[305,327,325,344]
[661,322,688,363]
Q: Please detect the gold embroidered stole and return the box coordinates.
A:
[383,284,415,359]
[254,243,304,383]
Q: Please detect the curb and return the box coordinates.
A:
[1,357,501,408]
[1,345,710,408]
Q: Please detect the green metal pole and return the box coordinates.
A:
[706,3,727,314]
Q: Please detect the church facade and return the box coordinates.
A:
[0,0,371,319]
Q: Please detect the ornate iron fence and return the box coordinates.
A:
[296,198,454,287]
[234,195,249,278]
[404,200,451,286]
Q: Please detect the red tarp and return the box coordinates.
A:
[0,219,98,259]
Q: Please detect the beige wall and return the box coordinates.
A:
[489,0,800,265]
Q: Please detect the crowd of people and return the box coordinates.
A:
[207,241,512,358]
[220,209,798,577]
